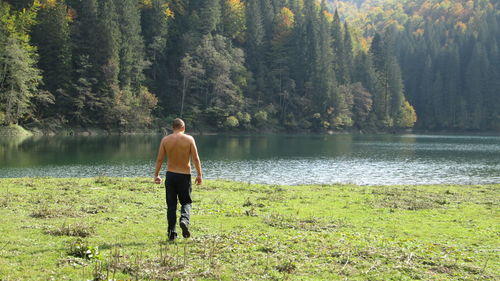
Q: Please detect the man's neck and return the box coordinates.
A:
[173,130,184,134]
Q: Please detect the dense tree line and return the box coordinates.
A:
[2,0,495,133]
[334,0,500,130]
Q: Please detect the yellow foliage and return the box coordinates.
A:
[222,0,246,41]
[273,7,295,46]
[141,0,153,9]
[397,101,417,128]
[455,21,467,33]
[451,3,464,17]
[140,1,173,18]
[323,10,333,23]
[42,0,57,8]
[279,7,295,28]
[162,3,174,18]
[369,6,383,14]
[413,28,425,37]
[359,38,369,52]
[225,0,245,17]
[227,0,243,8]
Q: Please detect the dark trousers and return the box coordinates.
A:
[165,171,192,234]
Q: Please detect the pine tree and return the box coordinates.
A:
[270,7,295,122]
[140,0,170,95]
[117,0,146,91]
[245,0,265,107]
[317,0,337,116]
[199,0,221,35]
[31,0,72,119]
[331,9,345,84]
[343,22,353,83]
[66,0,100,127]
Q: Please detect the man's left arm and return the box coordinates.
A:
[190,137,202,185]
[154,139,166,184]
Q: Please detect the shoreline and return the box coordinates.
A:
[2,124,500,137]
[1,175,499,187]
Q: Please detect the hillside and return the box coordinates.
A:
[1,0,498,132]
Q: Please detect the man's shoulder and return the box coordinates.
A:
[184,134,195,141]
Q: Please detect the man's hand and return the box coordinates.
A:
[195,175,202,185]
[154,176,162,184]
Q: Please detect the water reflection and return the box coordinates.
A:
[1,134,499,185]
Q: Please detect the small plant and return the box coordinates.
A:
[67,239,101,260]
[80,204,109,214]
[275,260,297,273]
[31,206,80,218]
[245,207,257,216]
[92,260,106,281]
[212,198,224,205]
[243,197,265,207]
[243,197,253,207]
[0,197,8,208]
[0,185,11,207]
[94,176,112,185]
[47,222,95,237]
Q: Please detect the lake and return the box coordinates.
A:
[1,134,499,185]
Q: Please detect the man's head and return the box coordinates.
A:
[172,118,185,132]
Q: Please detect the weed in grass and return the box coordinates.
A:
[0,185,11,207]
[31,206,80,218]
[80,204,109,214]
[94,176,113,185]
[67,239,101,260]
[92,260,107,281]
[264,213,346,232]
[212,198,224,205]
[245,207,257,217]
[275,259,297,273]
[0,197,8,208]
[257,192,286,203]
[94,244,190,280]
[46,222,95,237]
[373,188,449,210]
[243,197,265,208]
[58,256,89,268]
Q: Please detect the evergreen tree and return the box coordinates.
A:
[31,0,72,119]
[331,9,346,84]
[317,0,337,119]
[199,0,221,35]
[140,0,170,96]
[117,0,146,91]
[245,0,266,107]
[343,22,353,83]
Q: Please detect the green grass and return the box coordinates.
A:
[0,178,498,280]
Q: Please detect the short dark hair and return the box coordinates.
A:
[172,118,185,129]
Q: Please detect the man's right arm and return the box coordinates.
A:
[154,138,166,184]
[190,137,202,185]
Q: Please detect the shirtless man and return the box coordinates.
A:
[154,118,202,241]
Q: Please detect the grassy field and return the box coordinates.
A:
[0,178,498,280]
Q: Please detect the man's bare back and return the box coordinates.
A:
[163,133,195,174]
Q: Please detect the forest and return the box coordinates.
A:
[0,0,498,133]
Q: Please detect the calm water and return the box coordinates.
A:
[1,134,499,185]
